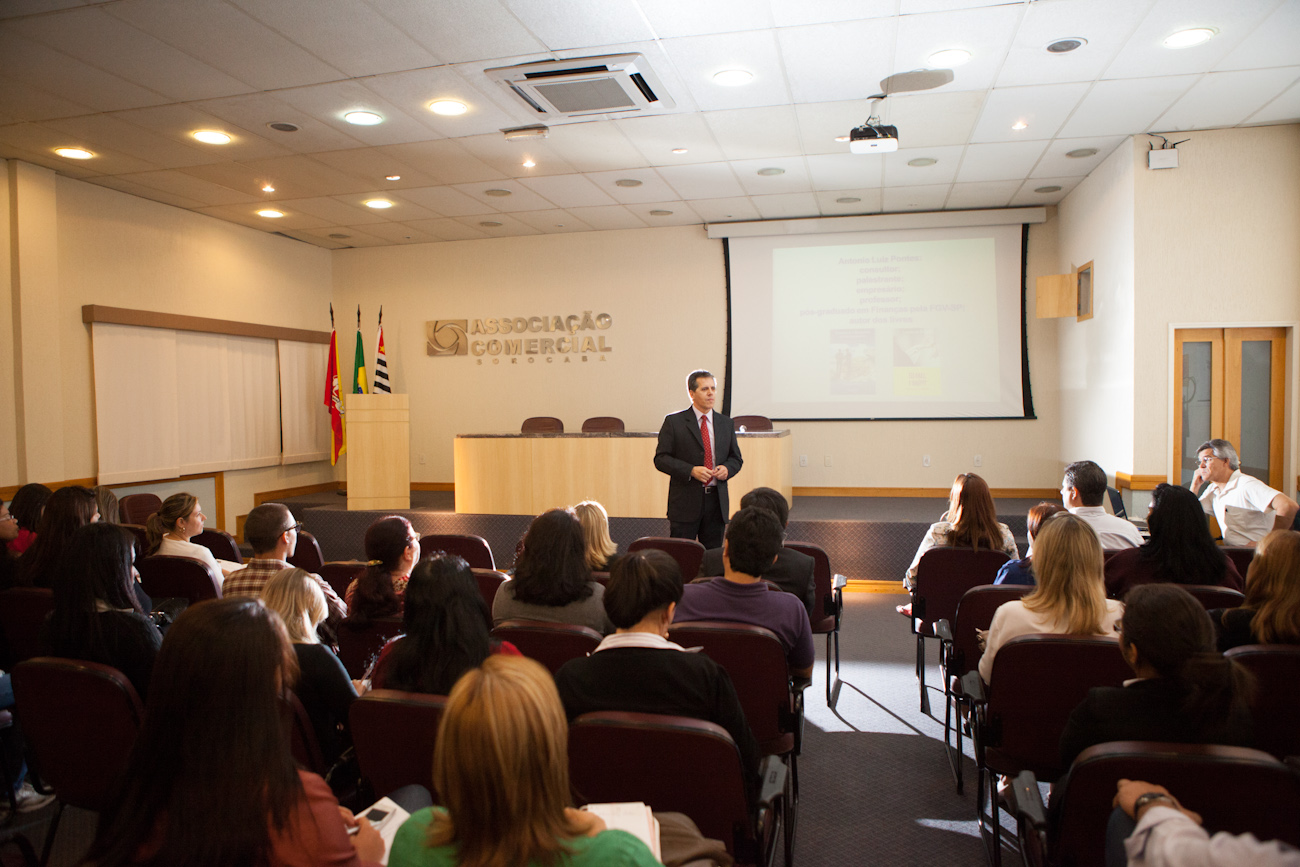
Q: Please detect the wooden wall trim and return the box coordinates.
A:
[1114,472,1166,492]
[411,482,455,492]
[252,482,343,506]
[792,486,1060,499]
[83,305,330,344]
[0,477,97,500]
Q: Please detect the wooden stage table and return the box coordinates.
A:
[454,430,792,518]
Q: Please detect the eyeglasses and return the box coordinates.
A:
[283,521,303,534]
[0,514,15,523]
[1196,456,1223,467]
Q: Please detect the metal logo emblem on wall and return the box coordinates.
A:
[427,320,468,356]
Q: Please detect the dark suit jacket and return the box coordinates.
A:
[654,407,743,523]
[699,545,816,616]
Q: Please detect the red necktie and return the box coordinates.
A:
[700,414,714,482]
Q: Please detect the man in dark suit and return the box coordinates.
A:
[698,486,815,616]
[654,370,742,549]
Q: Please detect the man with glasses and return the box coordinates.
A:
[1191,439,1299,547]
[223,503,346,621]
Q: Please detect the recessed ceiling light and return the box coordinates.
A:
[385,174,401,181]
[908,157,938,167]
[328,233,351,239]
[671,148,688,154]
[834,135,850,142]
[261,184,275,192]
[713,69,753,86]
[1034,185,1063,194]
[54,147,93,159]
[615,179,643,187]
[1164,28,1215,49]
[1046,37,1087,54]
[428,100,468,116]
[1011,120,1028,131]
[480,221,503,228]
[836,197,861,204]
[267,121,299,133]
[344,111,383,126]
[192,130,231,145]
[1066,147,1099,158]
[522,158,536,168]
[257,209,283,218]
[364,199,393,209]
[757,167,785,176]
[928,48,971,67]
[649,209,673,216]
[485,189,512,197]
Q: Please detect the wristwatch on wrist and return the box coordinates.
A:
[1133,792,1176,815]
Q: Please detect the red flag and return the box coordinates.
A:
[325,325,345,465]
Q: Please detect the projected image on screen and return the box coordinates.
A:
[730,223,1026,420]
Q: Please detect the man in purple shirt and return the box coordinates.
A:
[674,506,815,678]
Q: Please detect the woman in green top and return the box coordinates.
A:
[388,654,662,867]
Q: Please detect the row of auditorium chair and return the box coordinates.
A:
[521,415,775,433]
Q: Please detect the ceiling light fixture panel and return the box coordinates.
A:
[1164,28,1215,49]
[344,111,383,126]
[55,147,93,159]
[192,130,231,144]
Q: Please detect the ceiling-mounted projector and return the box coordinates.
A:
[849,123,899,153]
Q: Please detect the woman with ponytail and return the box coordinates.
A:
[145,493,233,585]
[1059,582,1254,767]
[344,516,419,623]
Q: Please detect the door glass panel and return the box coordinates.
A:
[1180,342,1213,486]
[1238,340,1272,480]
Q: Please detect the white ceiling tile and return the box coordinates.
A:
[777,18,897,104]
[894,5,1024,94]
[353,220,441,244]
[0,77,94,123]
[189,92,368,153]
[107,104,294,162]
[616,113,727,164]
[272,80,444,146]
[704,106,803,160]
[451,212,543,237]
[970,82,1090,142]
[196,202,333,231]
[341,191,461,222]
[1246,77,1300,125]
[563,205,648,230]
[1058,75,1199,137]
[944,180,1019,209]
[794,101,874,156]
[813,188,883,215]
[885,90,987,148]
[624,201,703,226]
[1103,0,1274,79]
[772,0,896,28]
[512,208,592,232]
[636,0,772,38]
[655,162,745,199]
[0,29,168,112]
[685,196,761,222]
[0,121,162,174]
[996,0,1154,88]
[543,121,649,172]
[396,186,497,217]
[731,156,811,195]
[362,67,525,138]
[234,154,378,196]
[902,0,1016,11]
[1217,1,1300,71]
[378,139,509,184]
[179,161,279,197]
[751,192,819,219]
[1152,67,1300,132]
[450,181,558,212]
[365,0,545,63]
[114,169,260,206]
[1029,136,1126,179]
[309,147,440,190]
[1008,176,1082,207]
[450,132,579,178]
[517,174,619,208]
[272,196,389,226]
[226,0,441,77]
[955,140,1048,182]
[583,168,681,203]
[0,0,91,17]
[286,226,386,248]
[881,145,965,186]
[660,30,791,112]
[805,152,884,190]
[403,217,492,241]
[105,0,346,91]
[499,0,655,49]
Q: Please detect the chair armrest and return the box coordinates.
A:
[832,573,847,591]
[757,755,788,808]
[958,671,985,703]
[1005,771,1047,829]
[934,618,953,643]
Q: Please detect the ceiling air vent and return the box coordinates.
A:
[485,54,675,119]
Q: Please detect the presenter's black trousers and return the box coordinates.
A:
[669,488,725,550]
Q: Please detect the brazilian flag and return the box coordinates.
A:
[353,312,368,395]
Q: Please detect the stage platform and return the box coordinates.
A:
[271,490,1047,587]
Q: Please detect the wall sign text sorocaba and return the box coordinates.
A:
[427,312,613,366]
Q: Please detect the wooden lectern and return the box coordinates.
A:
[344,393,410,511]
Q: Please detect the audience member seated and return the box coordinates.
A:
[371,554,520,694]
[554,549,760,790]
[5,483,50,558]
[1212,529,1300,652]
[1061,460,1143,549]
[15,484,98,589]
[93,485,120,525]
[1191,438,1300,547]
[345,516,418,620]
[978,513,1123,683]
[224,504,346,622]
[1059,583,1253,768]
[82,597,385,866]
[675,505,815,679]
[905,472,1019,586]
[146,492,236,585]
[699,486,816,616]
[573,499,622,574]
[262,567,360,767]
[994,501,1066,586]
[0,496,17,589]
[492,509,613,634]
[41,522,163,700]
[1105,483,1243,599]
[388,654,661,867]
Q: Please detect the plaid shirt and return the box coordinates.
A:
[224,558,347,621]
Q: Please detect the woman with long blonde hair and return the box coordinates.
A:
[1214,529,1300,650]
[904,472,1019,583]
[388,654,659,867]
[573,500,621,572]
[978,513,1122,682]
